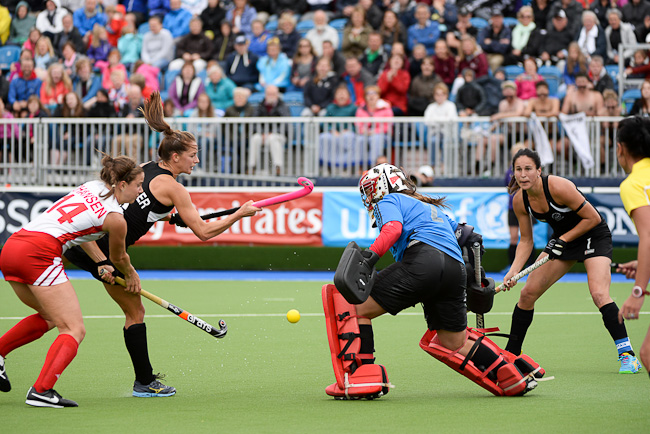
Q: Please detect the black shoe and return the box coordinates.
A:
[132,374,176,398]
[25,387,78,408]
[0,355,10,392]
[0,356,11,392]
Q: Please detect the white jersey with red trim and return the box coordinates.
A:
[23,180,123,253]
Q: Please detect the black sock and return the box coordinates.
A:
[505,304,534,355]
[359,324,375,364]
[508,244,516,264]
[599,302,635,356]
[124,323,155,384]
[469,341,507,379]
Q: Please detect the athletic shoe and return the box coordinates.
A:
[619,352,641,374]
[132,376,176,398]
[25,387,78,408]
[0,355,10,392]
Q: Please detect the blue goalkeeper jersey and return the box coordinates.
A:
[374,193,463,264]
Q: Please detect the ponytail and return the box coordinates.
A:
[618,116,650,160]
[398,176,448,208]
[99,153,143,198]
[141,91,197,162]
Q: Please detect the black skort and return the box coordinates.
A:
[370,242,467,332]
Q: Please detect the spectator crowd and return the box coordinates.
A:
[0,0,649,174]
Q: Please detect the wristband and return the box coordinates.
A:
[631,286,650,298]
[96,259,111,267]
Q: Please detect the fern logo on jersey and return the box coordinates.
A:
[552,212,563,221]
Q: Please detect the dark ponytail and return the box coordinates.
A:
[99,154,144,198]
[141,91,197,162]
[398,174,448,208]
[617,116,650,160]
[507,148,541,194]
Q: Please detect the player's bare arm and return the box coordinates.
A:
[104,212,140,293]
[151,175,260,241]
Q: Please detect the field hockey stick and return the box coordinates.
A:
[109,274,228,339]
[495,256,550,293]
[471,242,485,328]
[202,177,314,220]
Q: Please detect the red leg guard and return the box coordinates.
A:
[322,284,392,399]
[420,328,539,396]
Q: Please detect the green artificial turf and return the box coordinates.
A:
[1,279,649,433]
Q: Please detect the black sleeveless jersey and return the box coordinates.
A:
[123,161,175,247]
[522,175,605,237]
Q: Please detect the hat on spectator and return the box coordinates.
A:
[235,34,248,45]
[418,165,434,179]
[458,6,471,16]
[554,9,567,19]
[491,7,503,17]
[501,80,516,91]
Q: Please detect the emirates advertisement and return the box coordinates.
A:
[139,192,323,246]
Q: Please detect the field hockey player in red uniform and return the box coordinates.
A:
[0,155,144,407]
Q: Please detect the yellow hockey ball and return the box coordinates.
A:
[287,309,300,323]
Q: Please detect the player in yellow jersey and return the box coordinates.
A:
[614,116,650,377]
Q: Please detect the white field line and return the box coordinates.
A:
[0,312,648,320]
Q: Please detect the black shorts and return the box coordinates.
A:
[544,221,613,262]
[63,237,124,281]
[370,243,467,332]
[508,209,518,227]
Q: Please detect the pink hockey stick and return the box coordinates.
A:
[197,177,314,220]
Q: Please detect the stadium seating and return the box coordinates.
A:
[0,45,21,71]
[470,17,489,29]
[622,88,641,114]
[503,17,519,28]
[282,91,305,116]
[538,65,562,97]
[503,65,524,81]
[138,22,149,34]
[330,18,348,30]
[248,92,266,105]
[605,65,619,89]
[265,20,278,32]
[296,20,315,32]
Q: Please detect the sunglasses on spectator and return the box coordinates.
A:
[537,92,549,97]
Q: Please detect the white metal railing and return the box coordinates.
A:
[0,116,627,187]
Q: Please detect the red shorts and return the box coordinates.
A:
[0,229,69,286]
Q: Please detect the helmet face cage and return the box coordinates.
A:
[359,164,409,214]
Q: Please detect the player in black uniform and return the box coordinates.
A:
[64,92,261,397]
[502,148,641,374]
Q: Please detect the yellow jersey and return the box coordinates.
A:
[620,158,650,218]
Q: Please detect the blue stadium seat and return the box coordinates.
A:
[283,91,304,104]
[164,70,179,91]
[503,65,524,81]
[538,65,562,97]
[329,18,348,30]
[138,22,149,34]
[248,92,265,105]
[265,20,278,32]
[605,64,619,88]
[296,20,314,32]
[470,17,489,29]
[289,105,305,116]
[503,17,519,28]
[0,45,21,71]
[623,88,641,114]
